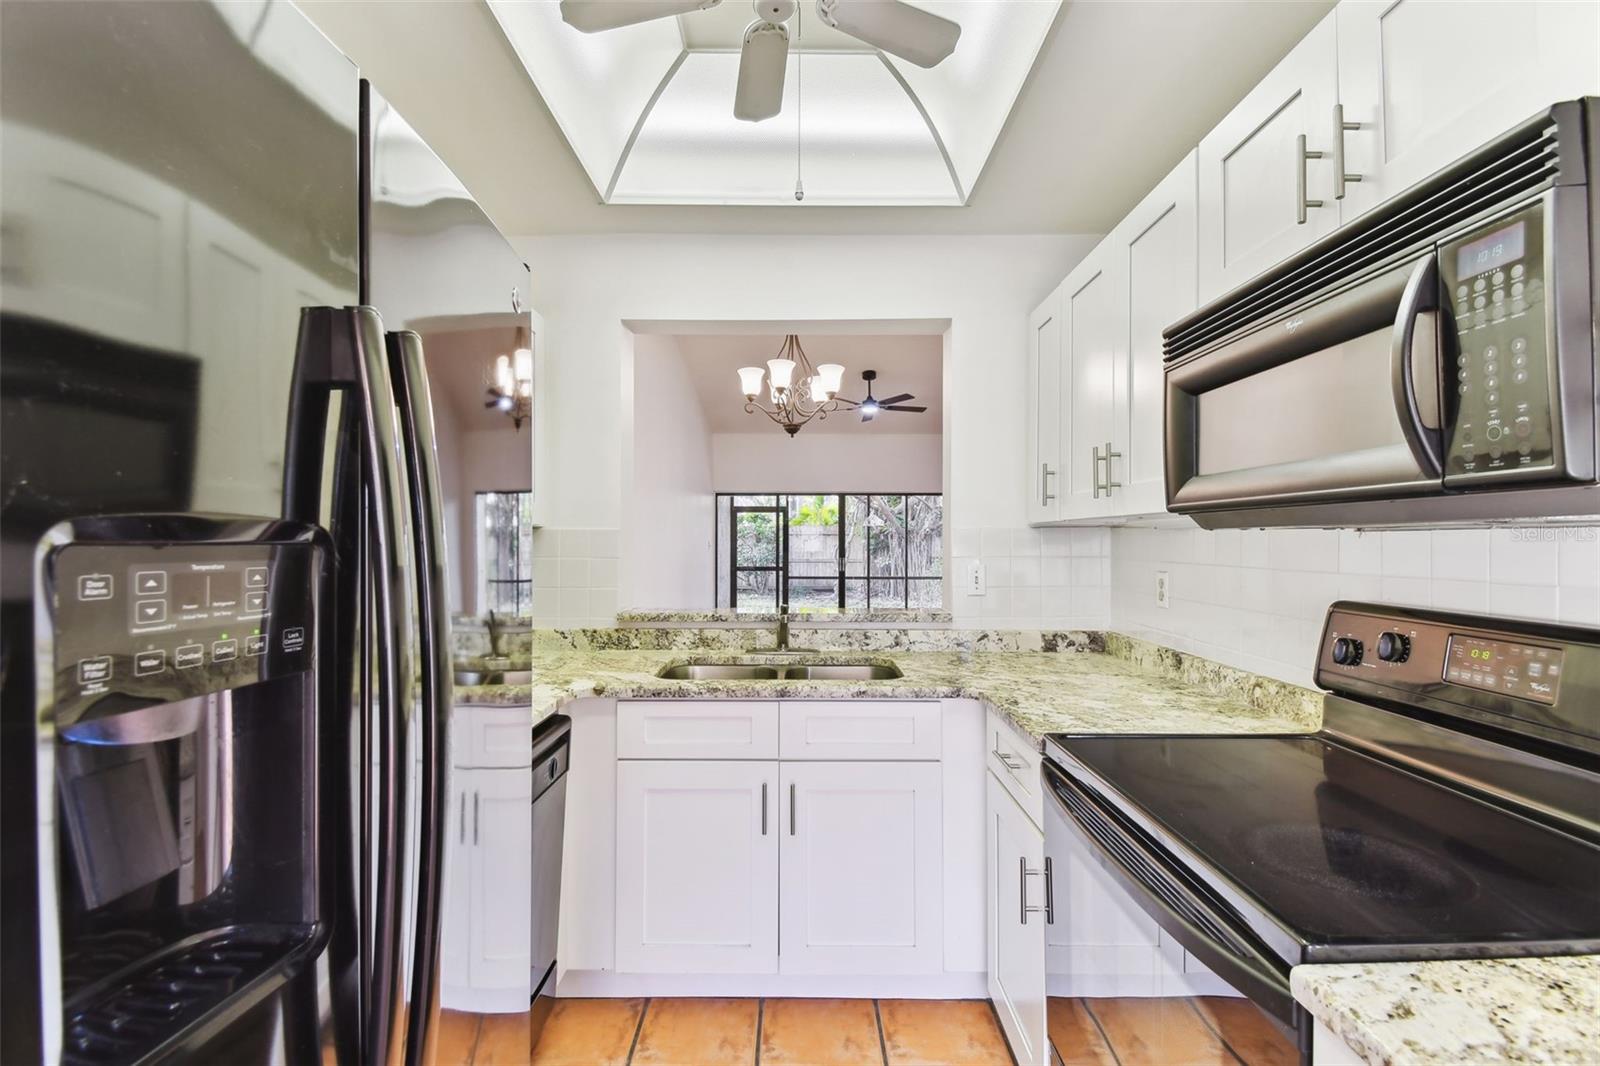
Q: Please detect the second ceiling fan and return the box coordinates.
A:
[559,0,962,121]
[838,370,926,423]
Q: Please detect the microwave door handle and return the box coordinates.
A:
[1391,255,1444,478]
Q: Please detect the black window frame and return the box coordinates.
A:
[476,489,534,618]
[717,492,943,611]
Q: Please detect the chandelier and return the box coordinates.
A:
[737,335,846,437]
[487,329,533,431]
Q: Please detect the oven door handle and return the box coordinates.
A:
[1391,254,1444,478]
[1042,760,1302,1033]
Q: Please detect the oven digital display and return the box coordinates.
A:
[1455,220,1526,277]
[1444,634,1562,704]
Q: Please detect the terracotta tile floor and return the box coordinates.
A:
[1047,996,1299,1066]
[440,997,1013,1066]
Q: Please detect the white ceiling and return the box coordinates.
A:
[486,1,1059,206]
[665,333,943,434]
[297,0,1336,234]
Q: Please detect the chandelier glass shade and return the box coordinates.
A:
[488,328,534,430]
[737,334,845,437]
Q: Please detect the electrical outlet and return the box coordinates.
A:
[1155,570,1171,609]
[965,560,986,596]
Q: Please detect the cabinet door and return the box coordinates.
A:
[779,762,942,975]
[1110,151,1198,519]
[1061,249,1117,521]
[616,761,778,973]
[986,774,1047,1066]
[1197,12,1339,302]
[1026,284,1065,524]
[439,786,473,1004]
[468,769,534,992]
[1336,0,1600,222]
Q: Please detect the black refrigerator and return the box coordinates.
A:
[0,3,530,1064]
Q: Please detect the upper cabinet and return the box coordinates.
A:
[1334,0,1600,221]
[1025,0,1597,526]
[1196,12,1340,304]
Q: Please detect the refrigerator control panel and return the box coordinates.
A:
[49,540,320,718]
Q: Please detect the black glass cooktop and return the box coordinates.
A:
[1049,733,1600,954]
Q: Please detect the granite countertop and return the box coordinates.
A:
[617,608,954,626]
[514,643,1320,741]
[1292,957,1600,1065]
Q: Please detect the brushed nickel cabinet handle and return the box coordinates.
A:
[1044,856,1055,925]
[1020,857,1046,924]
[1333,104,1363,200]
[789,782,797,836]
[761,782,768,836]
[1103,441,1122,494]
[459,790,466,844]
[1042,463,1057,505]
[1091,446,1104,498]
[1297,133,1326,224]
[473,790,480,846]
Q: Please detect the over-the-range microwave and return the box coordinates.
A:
[1163,99,1598,529]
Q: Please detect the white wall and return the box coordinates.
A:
[628,335,716,609]
[517,233,1102,627]
[1112,525,1600,689]
[711,433,942,495]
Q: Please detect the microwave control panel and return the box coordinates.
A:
[1439,202,1555,483]
[49,541,320,722]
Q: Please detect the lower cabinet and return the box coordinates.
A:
[442,767,534,1010]
[780,761,943,975]
[987,773,1048,1066]
[615,758,944,977]
[615,760,779,974]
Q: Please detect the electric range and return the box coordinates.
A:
[1041,601,1600,1062]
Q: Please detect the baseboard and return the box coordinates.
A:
[555,970,988,999]
[442,983,530,1013]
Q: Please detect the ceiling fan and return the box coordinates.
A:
[558,0,961,122]
[839,370,926,422]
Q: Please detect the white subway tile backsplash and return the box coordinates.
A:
[1011,586,1042,619]
[953,527,981,558]
[1040,527,1072,557]
[984,557,1013,588]
[981,527,1011,557]
[590,529,620,559]
[558,529,589,558]
[1010,527,1043,556]
[1112,523,1597,689]
[1011,555,1042,588]
[1489,529,1558,586]
[590,558,619,588]
[533,526,622,626]
[1042,557,1071,586]
[559,557,590,588]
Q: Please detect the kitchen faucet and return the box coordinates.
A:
[776,611,791,652]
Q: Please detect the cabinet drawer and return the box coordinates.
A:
[986,708,1043,829]
[455,705,532,769]
[779,701,941,761]
[618,701,778,760]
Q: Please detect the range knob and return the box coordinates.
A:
[1376,631,1411,663]
[1331,637,1364,666]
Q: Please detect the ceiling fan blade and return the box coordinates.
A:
[876,392,914,406]
[734,20,789,121]
[884,405,927,413]
[560,0,721,33]
[815,0,960,68]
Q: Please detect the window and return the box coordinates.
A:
[477,491,534,617]
[715,493,943,610]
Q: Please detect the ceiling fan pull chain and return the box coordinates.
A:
[794,3,804,201]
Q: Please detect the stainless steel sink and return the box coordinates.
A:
[657,663,782,680]
[454,669,534,686]
[654,661,901,681]
[781,663,903,681]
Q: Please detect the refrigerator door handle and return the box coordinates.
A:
[284,306,415,1066]
[387,329,454,1066]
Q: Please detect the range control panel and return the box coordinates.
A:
[1439,201,1558,483]
[50,540,319,722]
[1316,601,1596,746]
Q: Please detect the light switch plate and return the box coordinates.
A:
[1155,570,1170,609]
[965,560,986,596]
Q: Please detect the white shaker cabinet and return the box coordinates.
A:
[1026,283,1065,524]
[986,773,1048,1066]
[1108,150,1199,519]
[1059,247,1120,522]
[1197,11,1340,303]
[778,761,943,975]
[1334,0,1600,222]
[441,767,534,1012]
[615,759,779,974]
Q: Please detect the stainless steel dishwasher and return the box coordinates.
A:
[529,715,571,1042]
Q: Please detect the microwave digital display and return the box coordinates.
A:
[1445,634,1562,704]
[1455,220,1526,277]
